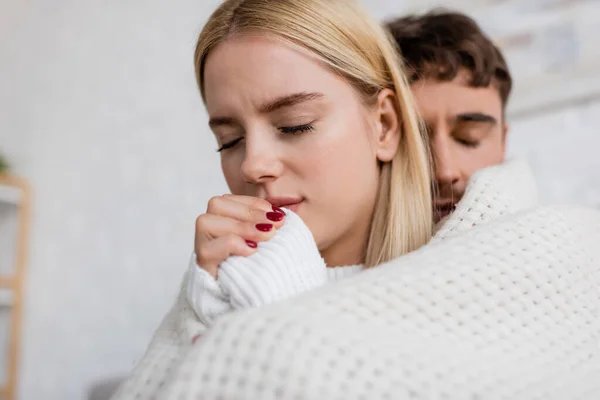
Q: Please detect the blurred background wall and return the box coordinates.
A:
[0,0,598,398]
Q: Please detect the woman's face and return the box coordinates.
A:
[203,34,398,266]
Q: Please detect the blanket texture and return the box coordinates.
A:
[113,160,600,400]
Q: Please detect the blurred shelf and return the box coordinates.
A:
[0,174,30,400]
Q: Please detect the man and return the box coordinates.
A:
[386,11,513,223]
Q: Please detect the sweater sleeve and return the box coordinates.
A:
[186,208,329,324]
[114,210,356,400]
[110,270,207,400]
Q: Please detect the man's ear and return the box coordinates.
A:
[373,88,401,162]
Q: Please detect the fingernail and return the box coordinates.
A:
[255,223,273,232]
[266,211,284,222]
[192,334,202,344]
[246,240,257,248]
[272,205,285,214]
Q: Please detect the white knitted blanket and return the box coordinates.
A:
[113,160,600,400]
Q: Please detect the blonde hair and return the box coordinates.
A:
[194,0,433,266]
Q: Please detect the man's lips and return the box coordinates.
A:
[434,202,456,221]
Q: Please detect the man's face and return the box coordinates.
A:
[411,68,507,223]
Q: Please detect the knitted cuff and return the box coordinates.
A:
[218,209,328,309]
[186,255,231,326]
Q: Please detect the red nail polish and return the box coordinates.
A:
[266,211,284,222]
[246,240,257,248]
[255,223,273,232]
[192,334,202,344]
[272,205,285,214]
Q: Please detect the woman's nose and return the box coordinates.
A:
[240,132,284,184]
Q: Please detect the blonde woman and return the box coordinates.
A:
[183,0,439,330]
[191,0,432,275]
[113,0,434,397]
[184,0,436,323]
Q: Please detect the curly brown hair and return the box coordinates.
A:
[385,10,512,109]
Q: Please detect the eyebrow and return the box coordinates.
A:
[208,116,236,129]
[456,112,497,125]
[259,91,325,113]
[208,92,324,129]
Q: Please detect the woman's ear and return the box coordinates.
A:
[373,88,401,162]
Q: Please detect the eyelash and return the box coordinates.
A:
[456,138,480,148]
[216,137,242,153]
[216,123,315,152]
[279,123,315,135]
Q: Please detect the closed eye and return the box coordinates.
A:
[456,138,480,148]
[217,123,314,151]
[216,137,243,152]
[280,123,314,134]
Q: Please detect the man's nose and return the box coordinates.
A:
[432,137,460,187]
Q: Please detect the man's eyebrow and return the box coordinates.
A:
[259,92,325,113]
[208,116,235,129]
[456,112,497,124]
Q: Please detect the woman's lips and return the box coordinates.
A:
[284,201,302,213]
[267,197,304,213]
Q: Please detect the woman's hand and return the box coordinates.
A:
[195,195,286,278]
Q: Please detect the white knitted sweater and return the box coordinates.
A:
[186,208,364,330]
[113,160,600,400]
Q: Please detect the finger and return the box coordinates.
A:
[221,194,274,211]
[222,194,287,223]
[221,194,287,216]
[197,234,256,278]
[195,213,278,250]
[206,195,285,227]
